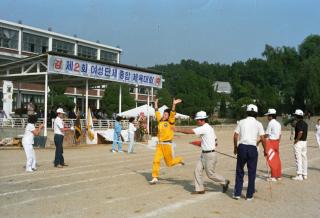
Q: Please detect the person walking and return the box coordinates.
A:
[127,117,137,154]
[54,108,68,168]
[315,119,320,148]
[112,116,123,152]
[149,98,184,185]
[292,109,308,181]
[233,104,266,200]
[264,109,282,181]
[22,115,44,172]
[175,111,230,194]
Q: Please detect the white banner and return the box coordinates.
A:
[47,55,162,88]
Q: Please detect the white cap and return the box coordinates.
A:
[264,108,276,116]
[195,111,208,120]
[294,109,304,116]
[56,108,65,114]
[246,104,258,113]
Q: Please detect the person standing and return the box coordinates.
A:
[127,117,137,154]
[112,116,123,153]
[315,119,320,148]
[54,108,68,168]
[149,98,184,185]
[233,104,266,200]
[175,111,230,194]
[264,109,282,181]
[292,109,308,181]
[22,115,44,172]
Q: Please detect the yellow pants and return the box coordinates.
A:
[152,143,183,178]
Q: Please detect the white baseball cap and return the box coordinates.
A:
[56,108,66,114]
[246,104,258,113]
[194,111,208,120]
[294,109,304,116]
[264,108,276,116]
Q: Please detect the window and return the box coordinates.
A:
[52,39,74,55]
[0,27,18,49]
[21,94,44,108]
[129,87,136,93]
[22,32,48,53]
[100,50,117,63]
[77,45,97,59]
[138,87,148,95]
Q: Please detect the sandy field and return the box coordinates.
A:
[0,127,320,218]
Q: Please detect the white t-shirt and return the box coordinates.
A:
[235,117,265,146]
[316,124,320,134]
[193,123,216,151]
[266,119,281,140]
[54,116,64,136]
[22,123,35,145]
[128,123,137,135]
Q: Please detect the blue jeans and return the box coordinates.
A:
[234,144,258,198]
[112,133,122,151]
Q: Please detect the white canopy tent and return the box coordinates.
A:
[118,104,155,118]
[118,104,190,120]
[158,105,190,119]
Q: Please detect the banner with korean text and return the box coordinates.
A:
[47,55,162,88]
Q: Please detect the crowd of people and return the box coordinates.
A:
[19,96,319,201]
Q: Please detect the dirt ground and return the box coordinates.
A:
[1,127,320,218]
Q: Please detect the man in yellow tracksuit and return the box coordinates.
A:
[149,98,184,184]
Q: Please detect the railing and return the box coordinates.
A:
[0,118,129,130]
[0,118,45,128]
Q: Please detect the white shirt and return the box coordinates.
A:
[235,117,265,146]
[193,123,216,151]
[266,119,281,140]
[316,124,320,134]
[22,123,35,145]
[128,123,137,135]
[54,116,64,136]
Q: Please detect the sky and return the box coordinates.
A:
[1,0,320,67]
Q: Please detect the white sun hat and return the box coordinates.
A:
[264,108,276,116]
[246,104,258,113]
[194,111,208,120]
[294,109,304,116]
[56,108,66,114]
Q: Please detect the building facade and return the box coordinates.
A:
[0,19,155,115]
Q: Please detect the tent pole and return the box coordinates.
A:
[85,79,88,119]
[147,88,150,138]
[119,85,122,114]
[44,73,48,137]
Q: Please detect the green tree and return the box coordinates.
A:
[101,83,135,115]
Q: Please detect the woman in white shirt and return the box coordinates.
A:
[22,115,44,172]
[127,117,137,153]
[316,119,320,148]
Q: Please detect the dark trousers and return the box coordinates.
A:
[54,134,64,166]
[234,144,258,198]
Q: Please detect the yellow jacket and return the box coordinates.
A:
[156,110,176,142]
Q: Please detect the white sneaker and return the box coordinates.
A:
[149,177,158,185]
[118,150,123,153]
[246,197,254,201]
[26,169,34,173]
[111,150,116,153]
[292,175,303,181]
[266,177,277,182]
[303,175,308,180]
[232,195,240,200]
